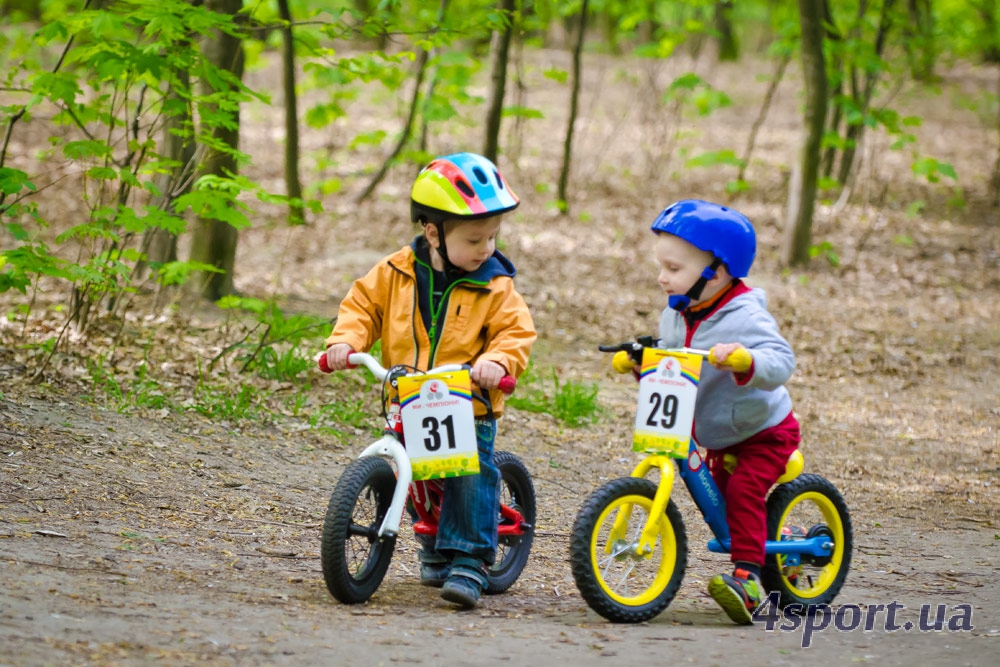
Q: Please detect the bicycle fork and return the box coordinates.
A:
[357,433,412,539]
[607,448,733,559]
[606,455,677,558]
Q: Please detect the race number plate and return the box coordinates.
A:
[398,370,479,480]
[633,348,702,457]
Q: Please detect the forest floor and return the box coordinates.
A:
[2,46,1000,666]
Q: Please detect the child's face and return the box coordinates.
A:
[654,233,718,305]
[429,217,503,273]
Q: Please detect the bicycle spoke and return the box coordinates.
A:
[612,561,637,594]
[347,522,374,538]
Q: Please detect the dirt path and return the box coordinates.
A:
[2,383,998,666]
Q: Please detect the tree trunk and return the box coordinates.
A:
[188,0,245,301]
[482,0,515,163]
[137,0,203,285]
[991,65,1000,207]
[714,1,739,61]
[557,0,588,215]
[737,53,789,184]
[354,0,390,51]
[506,21,527,164]
[836,0,896,186]
[602,6,621,55]
[819,0,844,180]
[418,66,439,153]
[977,0,1000,63]
[783,0,828,267]
[1,0,42,20]
[357,0,448,203]
[278,0,304,225]
[905,0,936,81]
[138,77,192,273]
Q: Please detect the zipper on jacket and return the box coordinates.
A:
[410,287,421,369]
[413,255,488,368]
[428,275,459,366]
[426,274,487,367]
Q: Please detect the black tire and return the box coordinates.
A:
[321,456,397,604]
[761,474,853,608]
[569,477,687,623]
[485,451,536,594]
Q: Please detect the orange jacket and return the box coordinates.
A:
[325,244,536,417]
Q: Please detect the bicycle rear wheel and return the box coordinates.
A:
[570,477,687,623]
[485,451,536,594]
[321,456,397,604]
[761,474,852,608]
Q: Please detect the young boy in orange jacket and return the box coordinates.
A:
[324,153,535,609]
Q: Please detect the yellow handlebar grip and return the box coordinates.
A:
[728,348,752,372]
[612,351,635,374]
[708,347,753,373]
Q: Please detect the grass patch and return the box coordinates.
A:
[507,363,601,427]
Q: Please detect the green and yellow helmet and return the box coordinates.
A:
[411,153,519,224]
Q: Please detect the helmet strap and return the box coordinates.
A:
[430,222,465,281]
[669,257,723,312]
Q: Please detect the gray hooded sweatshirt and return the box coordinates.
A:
[658,287,794,450]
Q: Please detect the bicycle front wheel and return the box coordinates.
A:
[761,474,852,608]
[321,456,397,604]
[569,477,687,623]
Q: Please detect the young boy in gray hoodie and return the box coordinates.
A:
[651,199,799,625]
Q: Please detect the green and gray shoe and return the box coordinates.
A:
[707,568,763,625]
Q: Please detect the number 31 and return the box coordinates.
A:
[422,415,456,451]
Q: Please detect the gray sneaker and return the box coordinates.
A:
[420,562,450,588]
[440,572,482,609]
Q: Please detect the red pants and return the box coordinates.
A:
[704,412,800,566]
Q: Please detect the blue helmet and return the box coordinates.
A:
[650,199,756,278]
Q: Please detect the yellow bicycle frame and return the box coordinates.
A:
[604,454,676,559]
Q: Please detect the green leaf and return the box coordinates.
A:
[87,166,118,180]
[685,150,743,169]
[502,106,545,119]
[63,140,113,161]
[349,130,387,149]
[4,223,30,241]
[725,179,749,195]
[0,167,36,195]
[141,206,187,235]
[667,72,704,93]
[543,68,568,84]
[29,71,81,106]
[155,261,222,287]
[937,162,958,180]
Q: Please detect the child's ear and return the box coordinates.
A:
[424,223,440,249]
[713,264,733,285]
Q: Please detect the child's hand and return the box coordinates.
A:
[471,359,506,390]
[708,343,752,372]
[325,343,355,371]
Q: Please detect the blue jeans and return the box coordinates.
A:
[413,419,499,566]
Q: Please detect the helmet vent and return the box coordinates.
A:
[472,166,488,184]
[494,170,504,189]
[456,179,475,198]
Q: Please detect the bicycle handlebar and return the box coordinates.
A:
[318,352,517,395]
[600,340,752,373]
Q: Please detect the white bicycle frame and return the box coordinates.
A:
[346,352,466,539]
